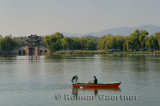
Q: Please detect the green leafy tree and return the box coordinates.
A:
[153,32,160,50]
[61,37,74,50]
[98,34,125,51]
[0,35,17,52]
[146,35,158,51]
[43,32,64,52]
[139,30,148,50]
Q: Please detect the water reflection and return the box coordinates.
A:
[0,56,16,63]
[72,87,121,96]
[44,54,96,63]
[99,54,160,72]
[28,55,40,60]
[45,54,95,59]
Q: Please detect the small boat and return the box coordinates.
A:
[73,82,121,87]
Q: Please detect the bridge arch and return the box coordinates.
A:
[22,50,26,55]
[19,50,22,55]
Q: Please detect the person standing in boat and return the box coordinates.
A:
[94,76,98,84]
[72,77,78,84]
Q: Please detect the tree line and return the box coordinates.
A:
[43,32,99,53]
[0,35,17,52]
[43,29,160,53]
[98,29,160,51]
[0,29,160,53]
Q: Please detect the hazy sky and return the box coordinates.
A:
[0,0,160,36]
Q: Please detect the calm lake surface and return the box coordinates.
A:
[0,54,160,106]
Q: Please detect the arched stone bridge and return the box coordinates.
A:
[17,46,49,55]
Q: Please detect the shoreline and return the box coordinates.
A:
[54,50,160,55]
[1,50,160,56]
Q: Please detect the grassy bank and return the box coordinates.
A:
[53,50,160,55]
[54,50,107,55]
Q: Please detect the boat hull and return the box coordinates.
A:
[73,82,121,87]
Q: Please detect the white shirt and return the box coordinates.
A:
[73,79,77,84]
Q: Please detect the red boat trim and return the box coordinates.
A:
[73,82,121,87]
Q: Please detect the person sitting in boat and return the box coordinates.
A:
[86,76,98,84]
[94,76,98,84]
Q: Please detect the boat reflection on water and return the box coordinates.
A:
[72,87,121,96]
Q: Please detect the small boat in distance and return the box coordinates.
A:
[73,82,121,87]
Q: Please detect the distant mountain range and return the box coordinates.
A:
[61,25,160,37]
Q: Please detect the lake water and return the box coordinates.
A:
[0,54,160,106]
